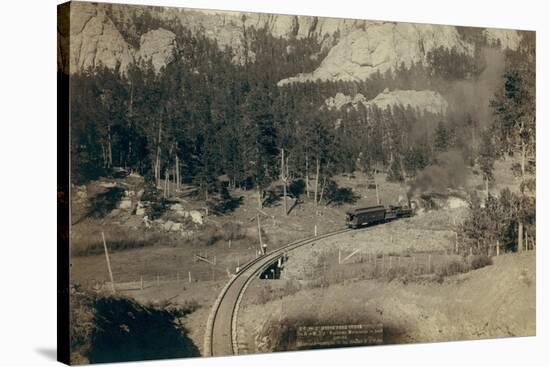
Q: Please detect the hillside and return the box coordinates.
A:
[239,250,535,353]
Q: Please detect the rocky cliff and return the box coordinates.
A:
[59,2,135,74]
[279,22,477,84]
[59,2,363,74]
[59,2,178,74]
[59,2,521,78]
[137,28,177,72]
[325,89,448,115]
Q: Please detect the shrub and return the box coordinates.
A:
[192,226,223,247]
[435,258,467,278]
[220,222,247,241]
[71,227,160,256]
[141,184,174,219]
[190,223,251,247]
[469,254,493,270]
[288,179,306,198]
[146,199,171,220]
[88,187,125,218]
[206,185,243,214]
[384,266,409,282]
[324,180,360,206]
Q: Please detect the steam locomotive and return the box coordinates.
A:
[345,204,413,229]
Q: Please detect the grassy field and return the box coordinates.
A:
[70,170,411,286]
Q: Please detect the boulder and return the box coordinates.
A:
[143,216,151,228]
[171,222,182,232]
[137,28,177,73]
[189,210,203,225]
[447,196,468,209]
[163,220,175,231]
[119,199,132,210]
[170,203,185,212]
[99,181,117,188]
[181,230,194,238]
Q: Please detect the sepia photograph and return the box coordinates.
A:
[57,1,536,364]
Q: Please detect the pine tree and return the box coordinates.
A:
[478,130,496,199]
[490,31,535,251]
[434,121,451,153]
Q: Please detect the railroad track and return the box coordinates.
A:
[203,227,358,357]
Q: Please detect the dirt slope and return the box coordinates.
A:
[239,251,535,353]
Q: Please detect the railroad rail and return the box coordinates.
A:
[204,227,360,357]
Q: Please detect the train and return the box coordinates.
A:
[345,204,413,228]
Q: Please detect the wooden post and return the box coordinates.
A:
[455,232,459,253]
[155,120,162,188]
[314,224,318,237]
[518,221,523,252]
[375,183,380,205]
[101,232,115,293]
[163,169,168,198]
[389,256,392,269]
[314,157,320,207]
[305,154,310,198]
[175,155,180,191]
[338,249,341,265]
[318,176,326,205]
[228,239,231,249]
[281,148,288,216]
[188,271,192,283]
[496,240,500,256]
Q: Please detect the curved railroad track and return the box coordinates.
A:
[204,227,359,357]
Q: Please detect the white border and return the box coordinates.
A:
[0,0,547,366]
